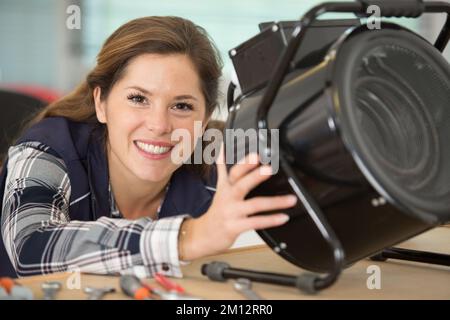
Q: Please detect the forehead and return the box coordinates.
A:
[117,53,203,98]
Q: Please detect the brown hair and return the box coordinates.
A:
[29,16,223,178]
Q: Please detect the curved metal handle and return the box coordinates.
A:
[356,0,425,18]
[256,0,450,132]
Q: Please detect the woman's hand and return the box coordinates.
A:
[178,146,297,261]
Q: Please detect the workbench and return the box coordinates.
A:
[16,227,450,300]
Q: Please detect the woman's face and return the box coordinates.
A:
[94,53,207,183]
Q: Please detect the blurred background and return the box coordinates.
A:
[1,0,449,112]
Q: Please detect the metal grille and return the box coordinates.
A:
[352,42,450,216]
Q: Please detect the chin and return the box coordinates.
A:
[133,165,175,183]
[136,171,169,183]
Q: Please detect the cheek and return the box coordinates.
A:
[176,119,203,143]
[107,108,142,143]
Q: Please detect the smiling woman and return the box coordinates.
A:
[94,53,209,220]
[0,16,296,278]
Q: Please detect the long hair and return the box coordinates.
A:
[28,16,223,178]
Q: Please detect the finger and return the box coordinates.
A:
[231,165,273,198]
[235,213,290,234]
[238,195,297,217]
[228,153,260,185]
[215,143,228,184]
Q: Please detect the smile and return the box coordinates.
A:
[134,141,173,156]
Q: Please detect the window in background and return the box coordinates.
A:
[82,0,437,116]
[0,0,447,102]
[82,0,428,81]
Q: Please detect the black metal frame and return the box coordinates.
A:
[251,0,450,293]
[370,247,450,267]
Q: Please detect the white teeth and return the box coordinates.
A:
[136,141,171,155]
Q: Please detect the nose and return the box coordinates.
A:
[144,105,172,135]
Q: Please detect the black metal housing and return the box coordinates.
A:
[224,1,450,292]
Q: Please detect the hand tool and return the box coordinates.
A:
[152,273,201,300]
[0,277,34,300]
[120,275,153,300]
[84,286,116,300]
[233,278,264,300]
[41,281,62,300]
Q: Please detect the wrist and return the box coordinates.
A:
[178,218,200,261]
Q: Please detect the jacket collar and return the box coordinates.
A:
[86,126,111,219]
[159,166,215,219]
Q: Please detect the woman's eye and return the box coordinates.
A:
[173,102,193,111]
[127,93,147,105]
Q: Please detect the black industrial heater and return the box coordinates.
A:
[202,0,450,294]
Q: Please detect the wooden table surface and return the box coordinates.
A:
[17,227,450,300]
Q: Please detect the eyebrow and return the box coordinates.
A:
[125,86,198,101]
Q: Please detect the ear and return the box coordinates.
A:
[93,87,107,124]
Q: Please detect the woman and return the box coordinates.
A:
[0,16,296,278]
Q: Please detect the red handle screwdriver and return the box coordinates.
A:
[154,273,185,294]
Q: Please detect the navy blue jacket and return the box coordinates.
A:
[0,117,216,277]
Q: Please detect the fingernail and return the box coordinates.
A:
[287,195,297,205]
[278,214,290,223]
[260,166,272,176]
[248,153,259,164]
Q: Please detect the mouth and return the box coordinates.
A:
[134,140,174,159]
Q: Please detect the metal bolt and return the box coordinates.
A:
[328,118,336,131]
[371,196,386,207]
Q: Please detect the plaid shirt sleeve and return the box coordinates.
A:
[1,142,188,278]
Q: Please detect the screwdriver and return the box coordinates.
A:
[154,272,185,294]
[151,273,202,300]
[120,275,153,300]
[0,277,34,300]
[0,278,14,294]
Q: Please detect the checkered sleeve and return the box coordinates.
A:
[1,142,187,278]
